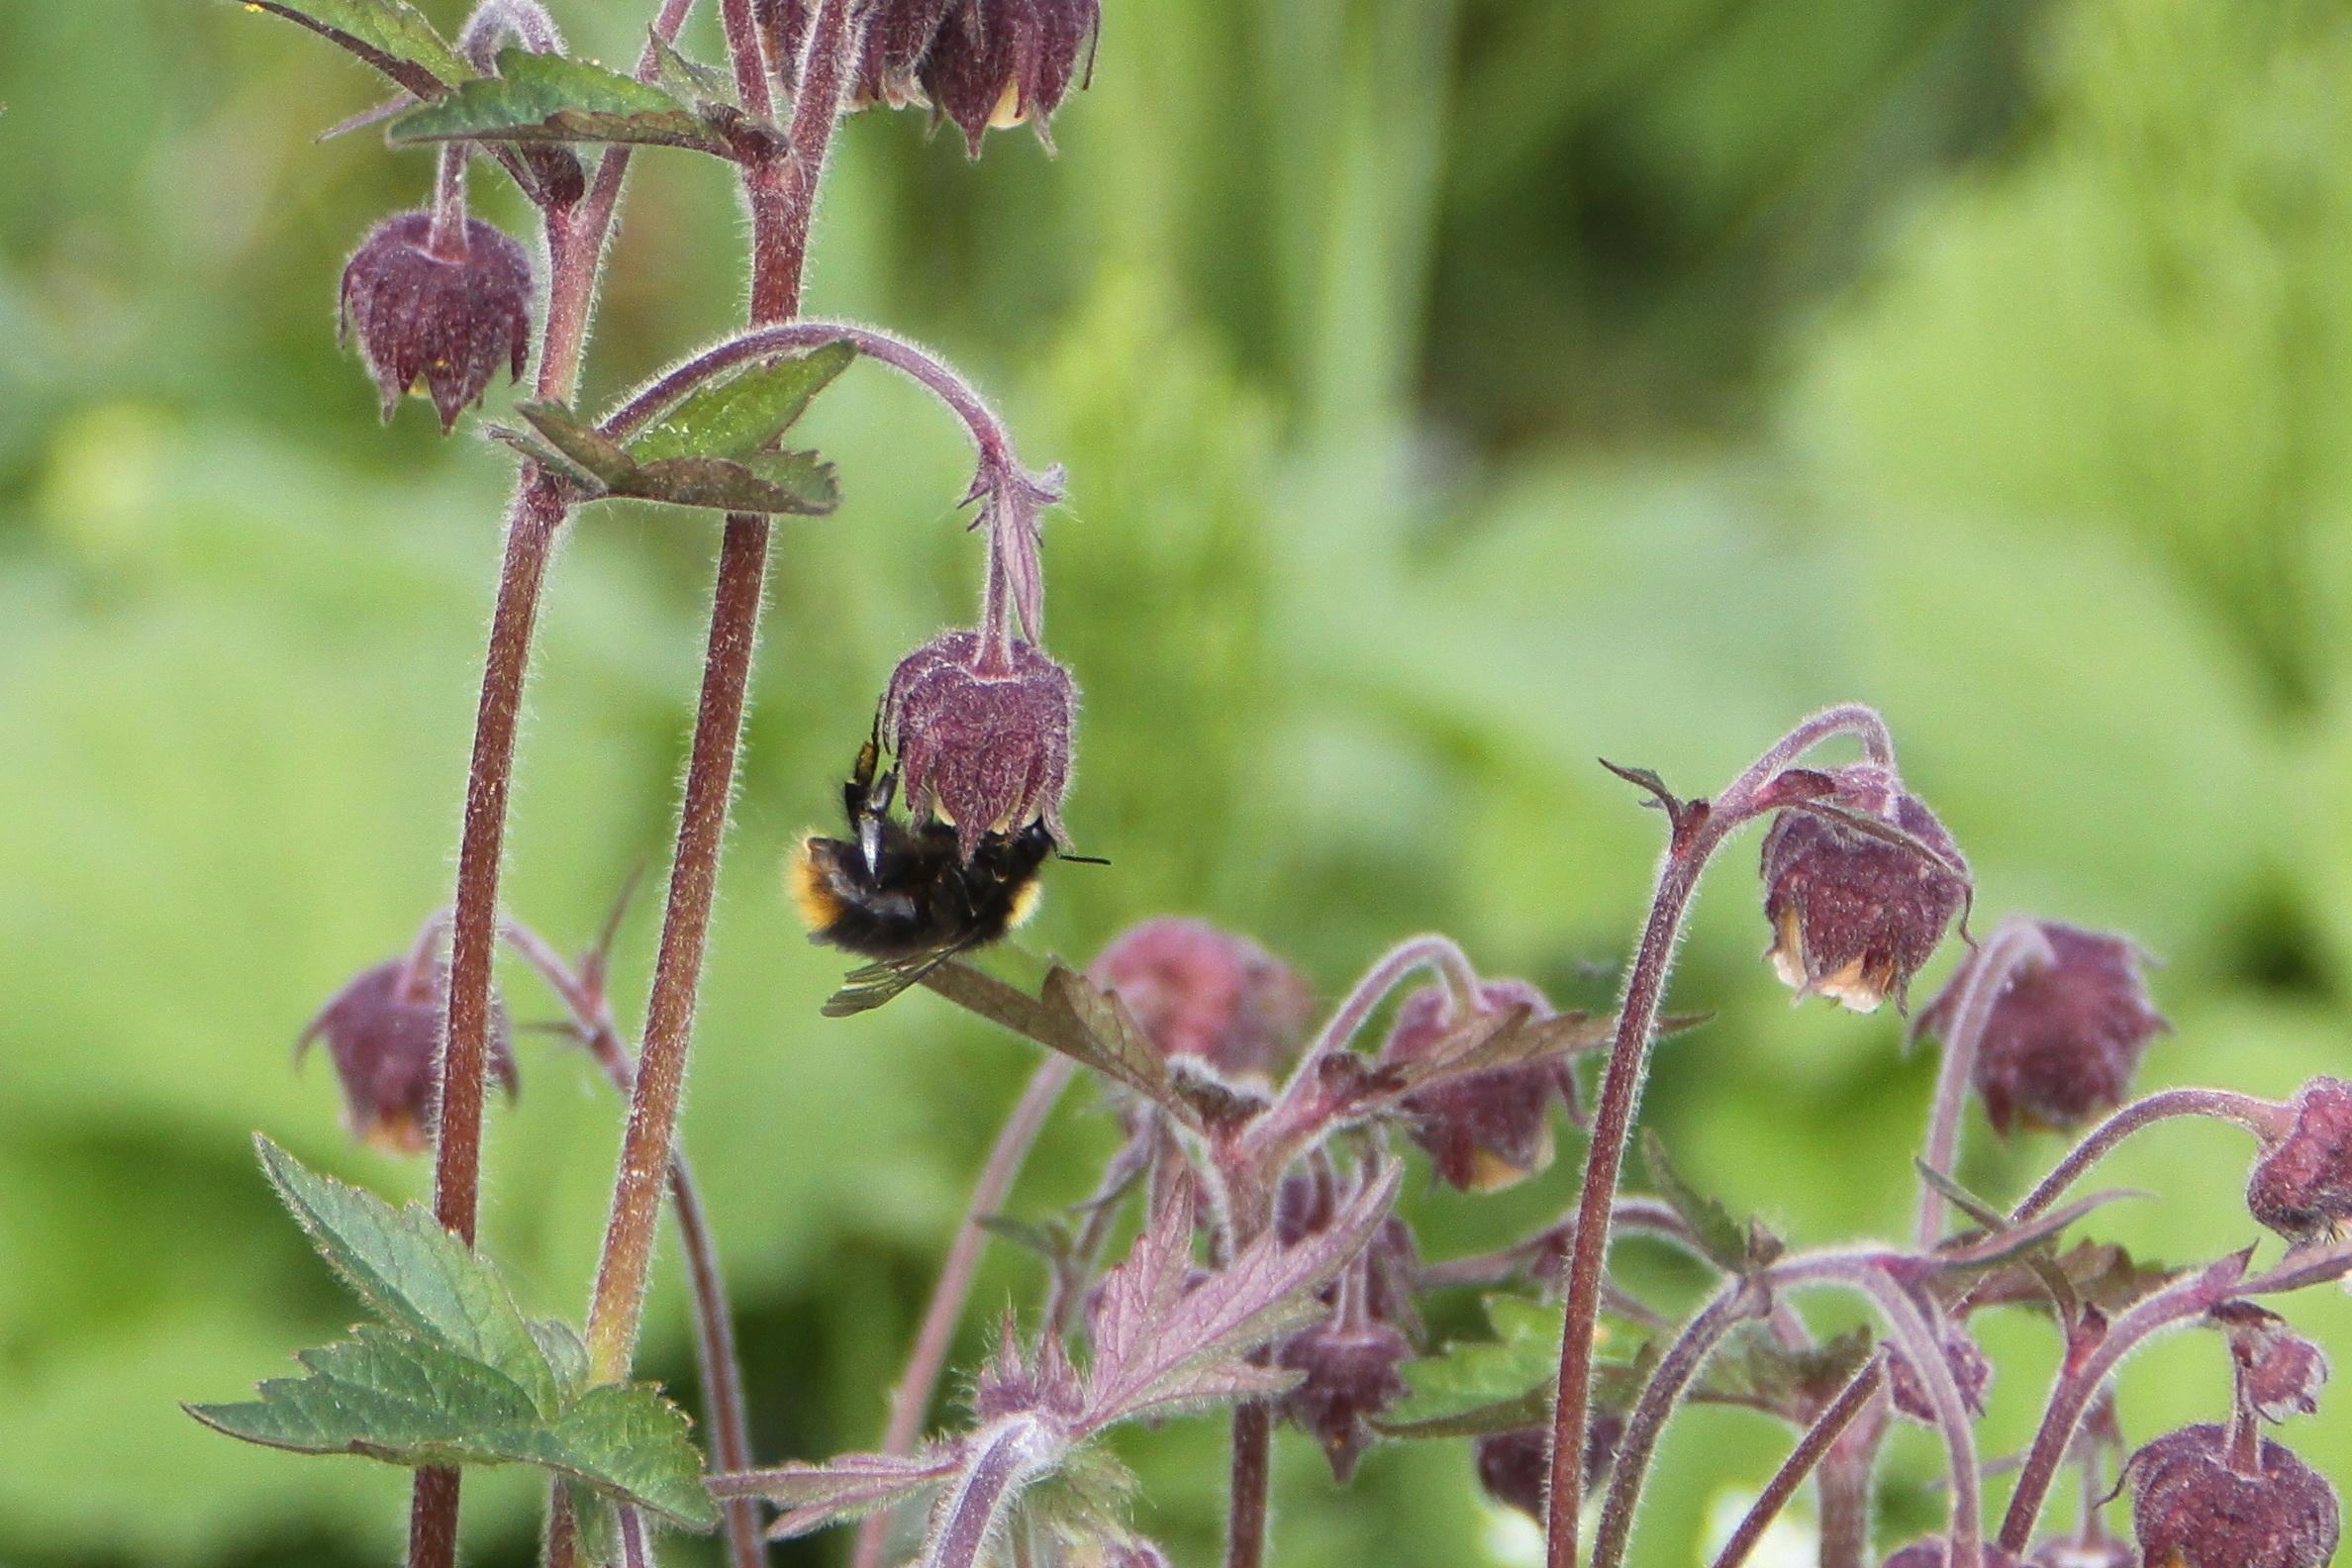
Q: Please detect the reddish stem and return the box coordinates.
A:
[1545,706,1895,1568]
[2009,1087,2291,1225]
[427,144,470,259]
[1710,1358,1885,1568]
[1913,918,2054,1247]
[851,1056,1078,1568]
[1225,1404,1275,1568]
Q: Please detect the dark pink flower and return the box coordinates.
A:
[2247,1077,2352,1245]
[1473,1418,1623,1521]
[1087,918,1314,1081]
[2127,1423,2339,1568]
[1760,763,1969,1014]
[1378,978,1567,1192]
[339,211,532,432]
[883,630,1077,861]
[296,958,515,1155]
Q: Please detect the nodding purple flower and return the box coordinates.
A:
[1378,978,1568,1192]
[1087,918,1315,1083]
[1274,1310,1412,1483]
[1759,763,1968,1014]
[338,211,533,432]
[919,0,1100,153]
[1274,1165,1421,1337]
[2126,1423,2340,1568]
[883,630,1077,861]
[2246,1077,2352,1245]
[1886,1312,1994,1426]
[2212,1303,2329,1423]
[295,957,514,1155]
[1914,921,2168,1134]
[1473,1418,1623,1521]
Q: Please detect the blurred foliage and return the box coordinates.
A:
[4,0,2352,1566]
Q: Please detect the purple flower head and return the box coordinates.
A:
[296,957,515,1155]
[1274,1312,1412,1483]
[2127,1423,2340,1568]
[1087,918,1314,1082]
[1760,763,1969,1014]
[2212,1303,2329,1423]
[2247,1077,2352,1245]
[1915,921,2168,1134]
[338,211,533,432]
[919,0,1101,153]
[1473,1418,1624,1521]
[1378,978,1567,1192]
[882,629,1077,861]
[1886,1312,1994,1426]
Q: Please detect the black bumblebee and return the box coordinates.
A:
[789,732,1085,1016]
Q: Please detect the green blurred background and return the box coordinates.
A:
[6,0,2352,1563]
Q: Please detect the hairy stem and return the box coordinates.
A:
[925,1417,1060,1568]
[1225,1404,1275,1568]
[852,1056,1078,1568]
[1711,1358,1885,1568]
[718,0,776,118]
[2009,1087,2291,1225]
[1546,706,1895,1568]
[1914,918,2054,1247]
[503,923,762,1568]
[767,0,853,320]
[1997,1239,2352,1551]
[1593,1281,1773,1568]
[428,144,470,259]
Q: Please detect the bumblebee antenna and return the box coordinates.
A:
[1059,852,1111,866]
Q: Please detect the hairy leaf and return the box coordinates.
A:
[618,452,840,515]
[1078,1161,1403,1431]
[710,1447,964,1539]
[1640,1128,1775,1274]
[253,1137,554,1410]
[184,1327,716,1528]
[508,402,637,489]
[389,49,724,152]
[237,0,471,95]
[627,343,854,463]
[1700,1323,1875,1417]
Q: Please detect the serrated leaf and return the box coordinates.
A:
[389,49,724,152]
[619,452,840,515]
[1078,1162,1402,1432]
[188,1327,717,1529]
[1639,1128,1752,1275]
[515,401,637,489]
[629,343,855,464]
[239,0,472,94]
[649,33,735,107]
[1037,967,1181,1112]
[711,1446,964,1538]
[253,1136,555,1411]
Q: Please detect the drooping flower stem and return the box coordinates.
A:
[427,144,470,260]
[1997,1238,2352,1552]
[1913,918,2055,1247]
[1710,1356,1885,1568]
[2008,1087,2292,1225]
[582,0,854,1387]
[851,1056,1079,1568]
[1544,706,1896,1568]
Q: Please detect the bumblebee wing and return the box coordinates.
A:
[820,942,971,1019]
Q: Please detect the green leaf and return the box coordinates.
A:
[238,0,473,92]
[253,1137,556,1411]
[512,401,637,489]
[618,452,840,516]
[1699,1324,1874,1417]
[389,49,723,152]
[1378,1296,1652,1440]
[649,34,735,108]
[628,343,856,464]
[1640,1127,1780,1274]
[185,1329,717,1528]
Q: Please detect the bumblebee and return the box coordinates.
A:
[788,732,1078,1016]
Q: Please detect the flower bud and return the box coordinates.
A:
[1473,1418,1624,1521]
[1886,1315,1994,1426]
[338,211,533,432]
[1915,922,2168,1134]
[1276,1313,1412,1482]
[1087,918,1314,1082]
[295,958,515,1154]
[2247,1077,2352,1245]
[883,630,1078,861]
[1760,764,1969,1013]
[919,0,1101,154]
[2127,1423,2340,1568]
[2213,1303,2329,1422]
[1378,979,1568,1192]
